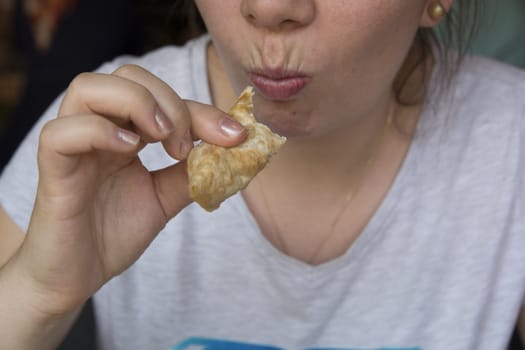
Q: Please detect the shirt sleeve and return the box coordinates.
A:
[0,59,121,233]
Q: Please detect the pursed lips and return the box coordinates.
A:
[248,68,311,101]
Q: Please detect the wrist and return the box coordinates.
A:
[0,255,82,350]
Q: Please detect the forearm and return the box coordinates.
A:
[0,259,81,350]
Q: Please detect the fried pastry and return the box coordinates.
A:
[187,86,286,211]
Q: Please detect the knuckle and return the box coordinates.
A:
[128,88,156,115]
[65,72,94,103]
[179,100,198,121]
[68,72,91,93]
[112,66,157,112]
[112,64,144,78]
[39,120,57,149]
[93,116,114,135]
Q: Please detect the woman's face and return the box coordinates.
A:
[195,0,436,138]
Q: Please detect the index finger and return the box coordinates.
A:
[59,72,168,143]
[111,64,247,160]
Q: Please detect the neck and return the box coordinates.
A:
[206,42,426,264]
[265,95,398,188]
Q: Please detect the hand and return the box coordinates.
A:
[11,64,246,316]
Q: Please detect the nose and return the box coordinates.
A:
[241,0,315,32]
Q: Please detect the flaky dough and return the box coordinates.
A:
[187,86,286,211]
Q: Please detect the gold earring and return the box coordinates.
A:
[427,2,446,21]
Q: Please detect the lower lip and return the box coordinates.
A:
[249,73,309,101]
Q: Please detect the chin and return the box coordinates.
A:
[253,99,316,138]
[257,114,315,139]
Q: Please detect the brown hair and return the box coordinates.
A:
[395,0,483,104]
[141,0,482,104]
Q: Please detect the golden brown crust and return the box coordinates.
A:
[187,86,286,211]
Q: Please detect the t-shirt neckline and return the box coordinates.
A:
[192,33,437,280]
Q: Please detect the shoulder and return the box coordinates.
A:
[448,54,525,114]
[420,55,524,192]
[456,56,525,146]
[427,54,525,138]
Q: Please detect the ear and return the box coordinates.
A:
[419,0,454,27]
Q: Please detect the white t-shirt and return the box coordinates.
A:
[1,35,524,350]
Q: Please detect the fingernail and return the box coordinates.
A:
[155,109,174,134]
[220,117,245,137]
[179,130,193,158]
[117,129,140,146]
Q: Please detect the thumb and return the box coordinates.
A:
[151,161,192,220]
[153,101,249,218]
[185,100,247,147]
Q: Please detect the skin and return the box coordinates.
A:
[201,0,429,138]
[199,0,445,264]
[0,0,523,348]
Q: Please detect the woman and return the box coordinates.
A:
[0,1,524,349]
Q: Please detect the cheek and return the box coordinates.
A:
[330,2,422,57]
[314,2,425,88]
